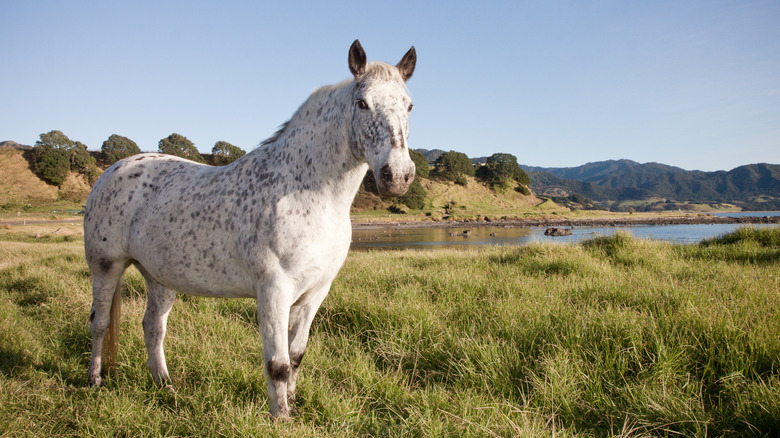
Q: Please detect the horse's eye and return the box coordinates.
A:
[356,99,368,110]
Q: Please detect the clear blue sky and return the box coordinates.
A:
[2,0,778,171]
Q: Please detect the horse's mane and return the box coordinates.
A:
[259,121,290,147]
[258,62,403,148]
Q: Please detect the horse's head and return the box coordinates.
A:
[348,40,417,198]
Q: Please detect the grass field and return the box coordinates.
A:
[1,228,779,436]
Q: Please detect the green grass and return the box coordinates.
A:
[1,228,779,436]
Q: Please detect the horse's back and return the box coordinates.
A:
[84,154,213,267]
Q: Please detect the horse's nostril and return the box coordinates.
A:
[380,164,393,182]
[404,172,411,183]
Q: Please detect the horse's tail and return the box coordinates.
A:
[102,286,122,373]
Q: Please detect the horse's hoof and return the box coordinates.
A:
[271,414,293,423]
[88,374,102,387]
[164,385,176,394]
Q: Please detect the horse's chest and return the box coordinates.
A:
[267,214,351,285]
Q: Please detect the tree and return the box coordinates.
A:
[70,141,96,173]
[409,149,430,178]
[30,143,70,185]
[30,130,82,185]
[212,141,246,165]
[102,134,141,164]
[432,150,474,185]
[35,130,75,150]
[158,133,203,162]
[476,153,529,190]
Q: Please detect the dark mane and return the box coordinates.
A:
[259,120,290,147]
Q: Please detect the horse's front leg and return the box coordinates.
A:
[257,276,294,419]
[287,282,331,411]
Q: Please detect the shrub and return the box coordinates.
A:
[398,179,427,210]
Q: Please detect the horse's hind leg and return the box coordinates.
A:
[140,274,176,386]
[87,265,125,387]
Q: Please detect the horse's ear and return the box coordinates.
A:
[397,46,416,82]
[349,40,367,77]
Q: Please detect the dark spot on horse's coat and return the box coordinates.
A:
[267,360,290,381]
[102,237,107,241]
[290,351,305,369]
[98,258,112,273]
[90,309,95,322]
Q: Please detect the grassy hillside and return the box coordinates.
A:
[353,175,560,219]
[1,228,778,436]
[0,146,95,209]
[0,146,59,204]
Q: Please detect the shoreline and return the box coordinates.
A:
[351,214,780,230]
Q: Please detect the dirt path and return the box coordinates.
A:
[0,219,82,226]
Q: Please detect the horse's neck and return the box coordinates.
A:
[243,84,368,211]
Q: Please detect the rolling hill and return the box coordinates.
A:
[521,160,780,210]
[4,139,779,212]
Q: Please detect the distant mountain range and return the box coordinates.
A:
[520,159,780,203]
[416,149,780,210]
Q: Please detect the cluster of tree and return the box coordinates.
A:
[29,130,101,186]
[431,150,530,192]
[28,130,249,187]
[157,134,245,165]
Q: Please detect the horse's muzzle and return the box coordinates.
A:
[376,162,415,198]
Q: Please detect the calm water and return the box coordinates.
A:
[350,212,780,251]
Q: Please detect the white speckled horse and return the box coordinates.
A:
[84,40,416,419]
